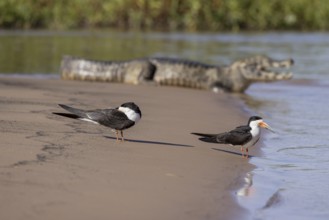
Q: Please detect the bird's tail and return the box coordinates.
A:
[191,132,216,137]
[191,132,228,144]
[52,112,80,119]
[191,132,219,143]
[198,136,219,143]
[58,104,87,118]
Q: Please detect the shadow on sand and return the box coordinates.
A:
[212,148,255,158]
[104,136,194,148]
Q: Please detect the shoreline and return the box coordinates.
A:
[0,77,255,220]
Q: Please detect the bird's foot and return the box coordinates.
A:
[241,147,249,159]
[241,147,245,158]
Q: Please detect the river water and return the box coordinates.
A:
[0,30,328,220]
[236,34,329,220]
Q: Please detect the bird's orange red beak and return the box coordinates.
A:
[259,121,275,133]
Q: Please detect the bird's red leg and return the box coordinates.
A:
[115,130,119,142]
[120,130,125,142]
[246,148,249,159]
[241,147,245,158]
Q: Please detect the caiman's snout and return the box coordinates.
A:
[271,58,294,68]
[243,56,294,82]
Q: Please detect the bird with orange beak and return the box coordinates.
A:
[191,116,274,158]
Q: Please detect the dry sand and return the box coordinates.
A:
[0,77,255,220]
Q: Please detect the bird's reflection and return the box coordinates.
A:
[237,172,254,197]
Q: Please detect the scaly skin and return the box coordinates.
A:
[60,55,293,93]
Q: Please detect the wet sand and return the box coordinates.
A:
[0,77,254,220]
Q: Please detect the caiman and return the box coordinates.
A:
[60,55,293,93]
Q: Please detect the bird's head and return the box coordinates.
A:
[119,102,142,123]
[249,116,275,132]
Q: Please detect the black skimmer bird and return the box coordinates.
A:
[55,102,141,142]
[191,116,274,158]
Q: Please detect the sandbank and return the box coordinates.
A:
[0,77,254,220]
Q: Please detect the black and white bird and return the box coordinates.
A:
[191,116,274,158]
[55,102,142,142]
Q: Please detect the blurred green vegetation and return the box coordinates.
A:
[1,0,329,31]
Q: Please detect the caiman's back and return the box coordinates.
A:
[150,57,221,89]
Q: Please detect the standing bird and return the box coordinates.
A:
[54,102,142,142]
[191,116,274,158]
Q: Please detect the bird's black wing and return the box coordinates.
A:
[58,104,88,118]
[234,125,251,131]
[195,125,252,145]
[221,126,252,145]
[86,109,135,130]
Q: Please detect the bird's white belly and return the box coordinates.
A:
[245,128,261,148]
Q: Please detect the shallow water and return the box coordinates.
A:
[235,34,329,220]
[1,30,328,219]
[238,79,329,220]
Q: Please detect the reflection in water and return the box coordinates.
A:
[237,172,254,197]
